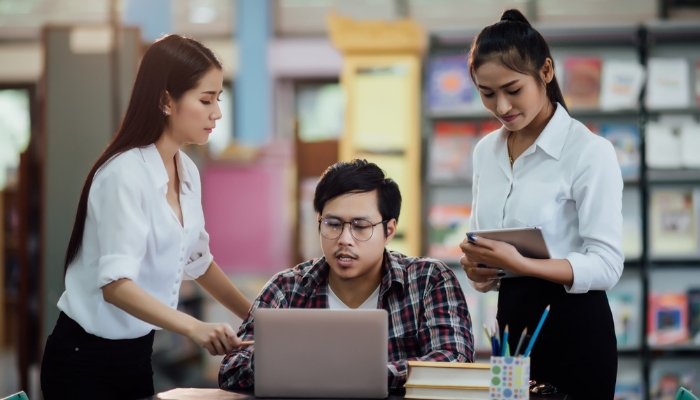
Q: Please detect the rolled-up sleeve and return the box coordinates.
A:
[183,229,214,280]
[567,140,624,293]
[90,170,149,287]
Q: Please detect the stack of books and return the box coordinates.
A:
[404,361,491,400]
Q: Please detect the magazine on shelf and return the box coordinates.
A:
[680,123,700,168]
[607,290,640,349]
[645,57,691,109]
[426,54,481,114]
[688,288,700,345]
[622,189,642,259]
[599,59,645,111]
[562,55,602,109]
[427,204,471,262]
[695,59,700,106]
[427,121,479,182]
[598,122,641,181]
[648,292,689,346]
[649,189,698,256]
[645,122,682,169]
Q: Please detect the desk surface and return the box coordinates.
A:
[155,388,569,400]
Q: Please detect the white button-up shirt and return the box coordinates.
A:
[57,144,214,339]
[470,104,624,293]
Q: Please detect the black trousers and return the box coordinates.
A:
[41,312,155,400]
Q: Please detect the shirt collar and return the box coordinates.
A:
[532,102,571,161]
[493,102,571,164]
[138,144,193,193]
[175,151,194,193]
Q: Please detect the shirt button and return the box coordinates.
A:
[172,290,177,295]
[179,257,184,262]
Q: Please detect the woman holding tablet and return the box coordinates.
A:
[459,9,623,399]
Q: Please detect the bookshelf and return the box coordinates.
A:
[328,14,426,257]
[643,21,700,400]
[423,22,700,399]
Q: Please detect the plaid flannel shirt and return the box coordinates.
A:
[218,250,474,392]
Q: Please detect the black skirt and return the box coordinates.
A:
[41,311,155,400]
[497,277,618,400]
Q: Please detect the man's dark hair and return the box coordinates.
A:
[313,159,401,237]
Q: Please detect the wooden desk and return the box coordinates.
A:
[156,388,570,399]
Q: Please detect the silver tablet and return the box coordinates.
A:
[467,227,550,277]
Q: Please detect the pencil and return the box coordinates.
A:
[513,327,528,357]
[482,324,492,350]
[501,325,509,356]
[524,305,550,357]
[240,340,254,346]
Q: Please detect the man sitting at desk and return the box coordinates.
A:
[218,159,474,391]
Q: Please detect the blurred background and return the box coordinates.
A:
[1,1,700,399]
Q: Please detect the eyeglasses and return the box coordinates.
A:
[318,217,387,241]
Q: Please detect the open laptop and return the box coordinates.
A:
[254,308,389,398]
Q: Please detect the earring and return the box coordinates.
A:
[163,109,170,116]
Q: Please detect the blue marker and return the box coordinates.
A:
[524,305,550,357]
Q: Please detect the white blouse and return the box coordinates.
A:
[470,104,624,293]
[57,144,214,339]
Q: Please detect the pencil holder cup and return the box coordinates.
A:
[489,356,530,399]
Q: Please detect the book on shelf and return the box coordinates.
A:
[608,290,640,349]
[426,54,481,114]
[645,57,691,110]
[427,204,471,262]
[695,59,700,106]
[404,361,490,400]
[645,122,682,169]
[598,122,641,181]
[622,189,642,259]
[614,381,643,400]
[428,121,479,182]
[648,292,689,346]
[688,287,700,345]
[649,189,698,256]
[478,119,502,135]
[562,55,602,109]
[650,362,699,400]
[680,123,700,169]
[599,59,646,111]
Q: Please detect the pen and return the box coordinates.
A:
[524,305,550,357]
[483,324,492,349]
[501,325,509,356]
[493,320,501,356]
[513,327,528,357]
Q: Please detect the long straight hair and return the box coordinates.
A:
[468,9,568,111]
[64,35,222,270]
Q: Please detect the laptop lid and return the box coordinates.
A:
[254,308,389,398]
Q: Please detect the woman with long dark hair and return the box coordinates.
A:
[41,34,251,399]
[460,9,622,399]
